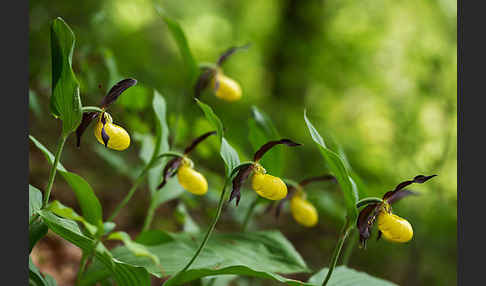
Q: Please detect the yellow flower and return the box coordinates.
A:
[177,158,208,195]
[94,112,130,151]
[376,204,413,243]
[251,165,287,200]
[211,72,242,102]
[290,194,318,227]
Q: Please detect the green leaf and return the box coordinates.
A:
[38,210,151,286]
[29,185,43,219]
[50,17,82,135]
[147,91,170,195]
[248,106,283,176]
[156,7,198,83]
[29,218,48,253]
[303,111,358,222]
[82,230,311,286]
[29,256,58,286]
[195,99,240,176]
[308,266,397,286]
[29,135,103,228]
[47,201,98,236]
[108,231,161,267]
[29,90,43,118]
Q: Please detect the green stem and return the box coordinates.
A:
[322,222,353,286]
[242,197,258,231]
[43,135,67,207]
[168,180,229,285]
[107,167,149,222]
[341,228,357,265]
[141,199,157,232]
[76,252,89,285]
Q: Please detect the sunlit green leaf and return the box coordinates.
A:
[108,231,161,266]
[304,111,358,222]
[50,17,82,135]
[29,185,43,219]
[47,201,98,236]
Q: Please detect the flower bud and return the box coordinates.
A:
[94,113,130,151]
[377,211,413,243]
[290,195,318,227]
[177,164,208,195]
[211,72,242,102]
[251,171,287,200]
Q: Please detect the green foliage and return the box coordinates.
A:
[29,185,43,219]
[304,111,359,223]
[308,266,397,286]
[29,135,103,228]
[83,230,310,285]
[49,17,82,136]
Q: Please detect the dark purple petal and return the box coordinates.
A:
[253,139,302,162]
[357,203,379,248]
[386,189,419,205]
[75,112,99,148]
[100,78,137,108]
[194,68,216,99]
[183,131,217,155]
[216,43,251,66]
[229,164,254,206]
[382,174,437,202]
[299,175,336,187]
[157,157,183,190]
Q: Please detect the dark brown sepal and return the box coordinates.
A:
[386,189,418,205]
[157,157,183,190]
[183,131,217,155]
[382,174,437,203]
[75,112,99,148]
[100,78,137,108]
[299,175,336,187]
[194,68,216,99]
[357,203,380,248]
[229,164,254,206]
[253,139,302,162]
[216,43,251,66]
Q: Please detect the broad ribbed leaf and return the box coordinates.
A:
[82,230,310,286]
[107,231,160,266]
[156,7,198,83]
[308,266,397,286]
[304,112,358,222]
[29,135,103,227]
[29,218,48,253]
[248,106,284,176]
[47,201,98,236]
[195,99,240,176]
[38,210,150,286]
[50,17,82,135]
[29,185,43,219]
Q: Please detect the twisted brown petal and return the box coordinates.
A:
[299,175,336,187]
[157,157,183,190]
[382,174,437,203]
[216,43,251,66]
[229,164,254,206]
[100,78,137,108]
[75,112,99,148]
[253,139,301,162]
[357,203,379,248]
[194,68,216,99]
[183,131,217,155]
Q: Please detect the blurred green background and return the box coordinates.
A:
[29,0,457,285]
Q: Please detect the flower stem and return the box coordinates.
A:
[168,180,229,285]
[107,167,149,222]
[341,228,357,265]
[43,134,67,207]
[322,222,353,286]
[242,197,258,231]
[141,199,157,232]
[76,252,89,286]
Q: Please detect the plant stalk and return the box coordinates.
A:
[43,134,68,207]
[107,166,149,222]
[322,222,353,286]
[242,197,258,231]
[76,252,89,286]
[341,228,357,265]
[141,199,157,232]
[168,180,229,285]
